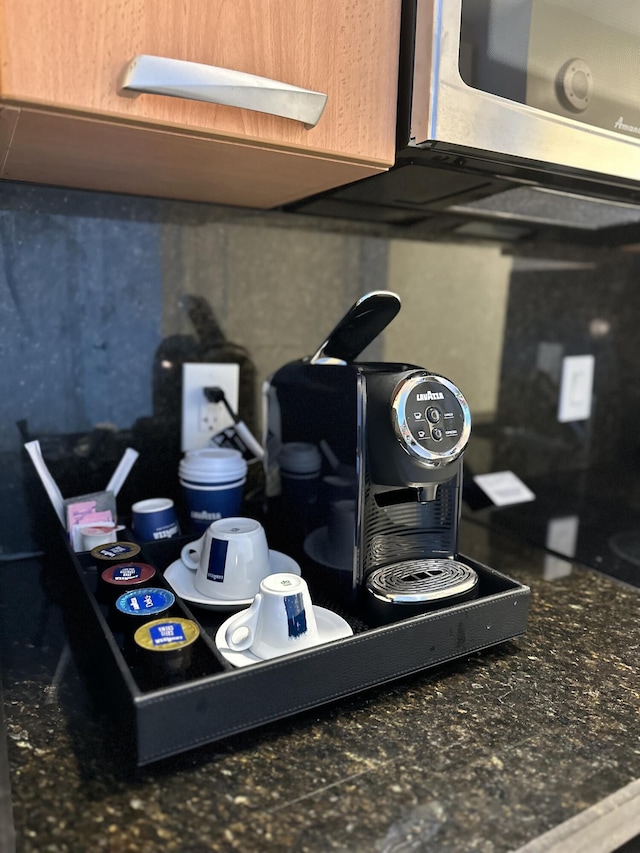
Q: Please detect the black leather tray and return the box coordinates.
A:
[60,534,530,766]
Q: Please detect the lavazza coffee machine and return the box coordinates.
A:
[264,292,482,623]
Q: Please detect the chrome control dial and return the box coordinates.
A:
[391,372,471,467]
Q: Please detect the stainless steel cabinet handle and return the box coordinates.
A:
[120,54,327,128]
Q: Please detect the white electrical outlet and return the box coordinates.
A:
[557,355,595,423]
[181,363,240,452]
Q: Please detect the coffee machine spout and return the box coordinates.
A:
[417,484,439,503]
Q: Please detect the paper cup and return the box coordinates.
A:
[179,448,247,533]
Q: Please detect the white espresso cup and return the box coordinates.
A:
[224,573,319,660]
[181,517,271,601]
[131,497,180,542]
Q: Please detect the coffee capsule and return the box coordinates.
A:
[97,562,157,603]
[91,541,141,563]
[134,617,200,678]
[112,587,175,633]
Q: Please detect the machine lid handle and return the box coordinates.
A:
[308,291,401,365]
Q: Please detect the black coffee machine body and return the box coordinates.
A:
[263,292,473,609]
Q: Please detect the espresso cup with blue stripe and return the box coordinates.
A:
[131,498,180,542]
[181,517,271,602]
[224,573,319,660]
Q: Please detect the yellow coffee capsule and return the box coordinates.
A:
[134,617,200,679]
[134,617,199,652]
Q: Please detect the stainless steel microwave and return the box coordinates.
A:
[291,0,640,245]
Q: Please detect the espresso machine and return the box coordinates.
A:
[264,292,478,620]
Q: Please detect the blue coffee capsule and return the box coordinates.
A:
[114,587,175,629]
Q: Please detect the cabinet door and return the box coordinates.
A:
[0,0,400,168]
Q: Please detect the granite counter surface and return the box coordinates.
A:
[2,520,640,853]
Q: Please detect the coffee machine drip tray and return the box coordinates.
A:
[365,558,480,623]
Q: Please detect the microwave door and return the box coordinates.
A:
[411,0,640,185]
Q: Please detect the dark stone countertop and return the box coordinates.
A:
[2,519,640,853]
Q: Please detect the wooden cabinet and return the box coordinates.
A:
[0,0,401,207]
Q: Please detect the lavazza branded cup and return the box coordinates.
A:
[179,448,248,533]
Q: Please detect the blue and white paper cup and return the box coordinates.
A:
[131,498,180,542]
[179,448,248,533]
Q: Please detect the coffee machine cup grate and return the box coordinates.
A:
[366,558,478,605]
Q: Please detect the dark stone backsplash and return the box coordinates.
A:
[491,255,640,478]
[2,180,640,555]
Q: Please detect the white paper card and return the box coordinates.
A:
[473,471,535,507]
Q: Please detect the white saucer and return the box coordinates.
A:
[215,606,353,667]
[303,527,352,572]
[164,550,301,611]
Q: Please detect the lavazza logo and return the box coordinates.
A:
[614,116,640,135]
[191,510,222,521]
[416,390,444,401]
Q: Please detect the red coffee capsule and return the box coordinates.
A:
[98,562,157,602]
